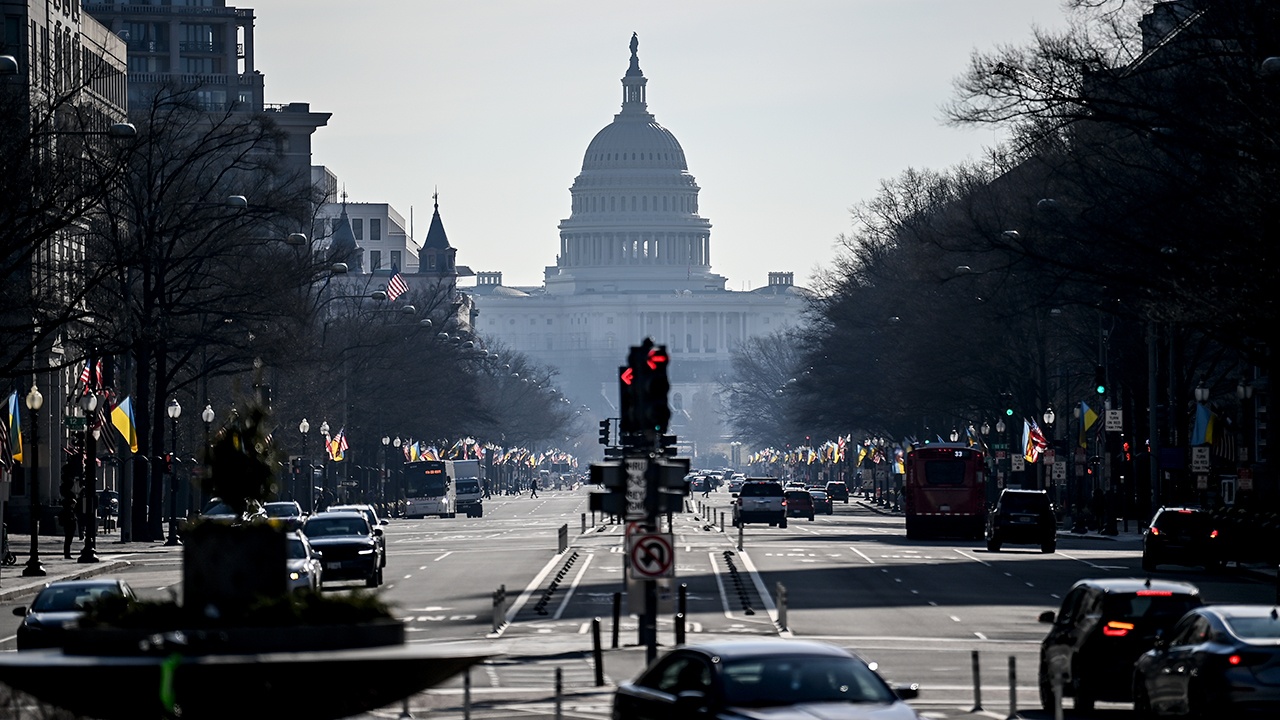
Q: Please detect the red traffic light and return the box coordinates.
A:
[646,349,668,370]
[621,367,634,385]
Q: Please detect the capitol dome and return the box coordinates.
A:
[550,34,724,296]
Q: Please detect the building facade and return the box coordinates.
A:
[470,35,806,455]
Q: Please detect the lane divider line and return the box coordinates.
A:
[552,552,594,621]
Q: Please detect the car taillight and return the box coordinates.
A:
[1149,527,1160,535]
[781,499,787,507]
[1103,621,1135,637]
[1229,654,1242,665]
[1136,590,1173,596]
[1210,529,1219,538]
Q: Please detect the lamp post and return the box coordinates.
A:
[77,389,101,564]
[319,420,330,508]
[995,419,1007,494]
[22,382,45,577]
[949,429,960,443]
[299,418,310,513]
[381,436,390,513]
[201,404,214,510]
[165,398,182,546]
[1043,407,1056,498]
[392,437,402,517]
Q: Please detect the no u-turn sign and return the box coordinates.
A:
[628,532,675,579]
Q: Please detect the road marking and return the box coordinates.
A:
[1056,551,1108,570]
[434,551,453,561]
[850,546,876,564]
[950,615,962,623]
[953,548,990,567]
[975,632,988,640]
[736,550,787,637]
[404,574,413,579]
[552,552,594,620]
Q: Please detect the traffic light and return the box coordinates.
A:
[164,453,174,474]
[638,344,671,433]
[1094,365,1107,395]
[619,365,639,434]
[598,419,612,446]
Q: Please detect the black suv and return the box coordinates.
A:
[302,511,383,587]
[1142,506,1222,572]
[825,481,849,504]
[987,489,1057,553]
[1037,577,1202,712]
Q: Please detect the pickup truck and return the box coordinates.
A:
[731,480,788,529]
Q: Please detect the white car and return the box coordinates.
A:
[286,531,323,594]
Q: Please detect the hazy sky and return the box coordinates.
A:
[253,1,1069,289]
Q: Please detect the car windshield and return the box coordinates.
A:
[457,481,480,494]
[721,655,895,707]
[1154,511,1209,532]
[1103,594,1201,624]
[741,483,782,497]
[265,504,299,517]
[1001,494,1048,513]
[1225,615,1280,640]
[304,517,369,536]
[32,585,121,613]
[287,537,309,559]
[810,492,827,499]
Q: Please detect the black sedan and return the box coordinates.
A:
[1134,604,1280,717]
[613,639,921,719]
[13,579,137,650]
[302,511,383,588]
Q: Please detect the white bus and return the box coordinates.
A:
[403,460,454,518]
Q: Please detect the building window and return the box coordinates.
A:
[607,316,614,324]
[370,218,381,241]
[390,250,401,268]
[351,219,363,241]
[547,319,553,325]
[530,318,536,325]
[427,254,436,269]
[369,250,382,271]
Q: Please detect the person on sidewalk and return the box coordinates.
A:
[529,477,539,498]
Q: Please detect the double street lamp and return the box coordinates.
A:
[165,398,182,546]
[299,418,311,512]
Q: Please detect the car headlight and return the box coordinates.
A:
[357,548,374,555]
[290,571,303,581]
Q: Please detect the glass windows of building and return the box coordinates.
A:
[369,250,381,271]
[390,250,401,268]
[351,218,363,240]
[370,218,381,241]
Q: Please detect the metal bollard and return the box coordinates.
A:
[611,591,621,649]
[970,650,982,712]
[674,612,685,646]
[581,512,586,535]
[555,666,563,720]
[463,667,471,720]
[720,511,724,533]
[1007,655,1018,720]
[491,584,507,633]
[592,617,605,686]
[737,520,744,551]
[776,582,788,630]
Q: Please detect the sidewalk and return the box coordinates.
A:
[0,528,181,602]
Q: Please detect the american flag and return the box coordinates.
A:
[386,264,408,302]
[0,414,12,472]
[78,359,103,387]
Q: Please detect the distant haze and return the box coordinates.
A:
[254,0,1068,289]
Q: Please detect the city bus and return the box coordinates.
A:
[903,443,986,540]
[403,460,455,518]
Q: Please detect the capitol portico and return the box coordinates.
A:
[470,35,806,454]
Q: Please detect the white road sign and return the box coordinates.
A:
[624,458,647,520]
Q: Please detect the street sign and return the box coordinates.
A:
[624,458,647,520]
[64,416,86,430]
[1011,455,1025,472]
[1052,461,1067,481]
[1238,469,1253,491]
[1191,446,1211,472]
[628,532,675,579]
[1105,409,1123,432]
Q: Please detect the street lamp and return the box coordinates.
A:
[77,389,102,564]
[949,429,960,443]
[381,436,390,512]
[165,398,182,546]
[298,418,310,513]
[319,420,330,506]
[1194,380,1210,403]
[393,436,403,516]
[22,382,45,577]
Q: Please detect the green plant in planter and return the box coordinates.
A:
[201,389,280,516]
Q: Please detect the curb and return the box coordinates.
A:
[0,558,133,603]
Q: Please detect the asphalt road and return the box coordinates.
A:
[1,488,1275,719]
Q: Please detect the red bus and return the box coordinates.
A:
[903,443,986,540]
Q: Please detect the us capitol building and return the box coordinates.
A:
[470,35,806,453]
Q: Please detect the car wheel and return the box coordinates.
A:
[1042,541,1056,554]
[780,518,788,529]
[1142,553,1158,572]
[987,537,1002,552]
[827,509,833,515]
[808,513,815,521]
[1073,676,1095,713]
[1038,663,1055,712]
[366,572,379,588]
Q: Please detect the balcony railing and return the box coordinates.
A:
[84,4,252,20]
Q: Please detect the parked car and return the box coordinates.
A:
[986,488,1057,553]
[1142,506,1222,572]
[727,478,744,495]
[732,480,787,529]
[200,497,267,524]
[1037,577,1203,712]
[613,639,920,720]
[302,511,383,587]
[14,579,137,650]
[786,490,816,521]
[264,500,305,530]
[325,504,388,567]
[825,481,849,504]
[809,489,833,515]
[1133,604,1280,717]
[286,530,323,594]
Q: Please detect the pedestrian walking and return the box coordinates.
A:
[529,477,539,498]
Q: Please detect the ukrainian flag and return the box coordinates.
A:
[111,396,139,454]
[6,391,23,463]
